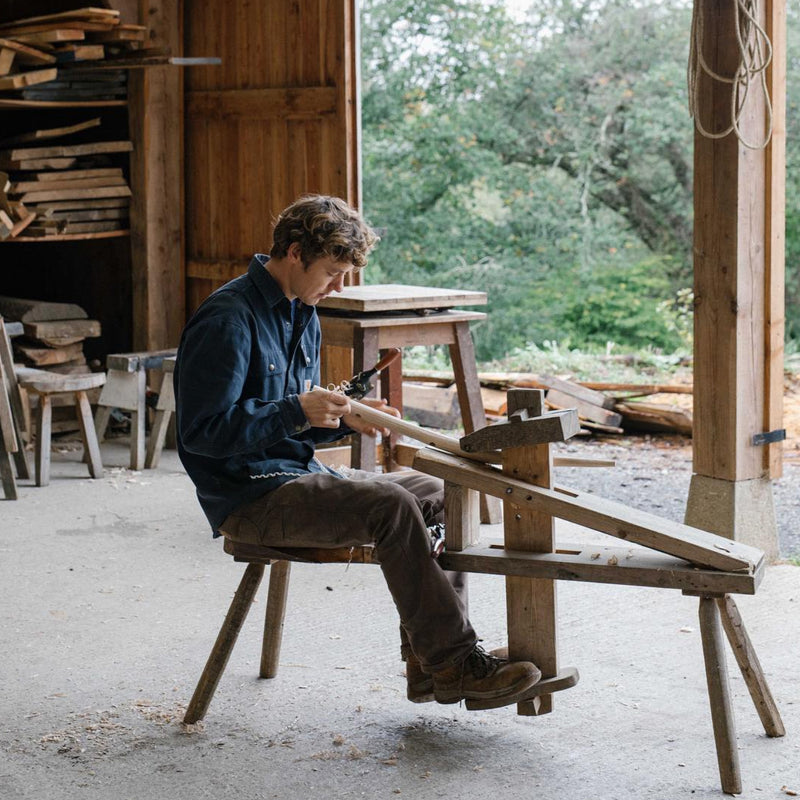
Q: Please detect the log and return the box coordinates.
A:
[0,296,87,322]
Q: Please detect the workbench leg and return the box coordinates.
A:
[449,322,500,524]
[34,394,52,487]
[184,563,265,724]
[717,595,785,738]
[260,561,292,678]
[352,328,379,472]
[380,351,403,472]
[699,596,742,795]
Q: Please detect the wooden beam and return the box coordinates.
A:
[129,0,184,350]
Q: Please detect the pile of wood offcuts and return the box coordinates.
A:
[0,295,102,433]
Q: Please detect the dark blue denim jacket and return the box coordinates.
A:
[174,255,349,534]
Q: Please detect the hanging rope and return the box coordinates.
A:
[687,0,773,150]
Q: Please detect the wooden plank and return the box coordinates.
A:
[10,176,126,193]
[438,541,761,595]
[23,320,100,340]
[13,157,77,170]
[443,482,480,551]
[30,167,121,182]
[14,31,86,46]
[546,387,623,427]
[0,37,56,66]
[0,67,57,91]
[186,87,339,120]
[0,117,101,147]
[615,401,693,435]
[539,373,617,411]
[0,297,87,322]
[32,197,129,211]
[19,185,131,203]
[0,139,132,162]
[15,341,84,366]
[89,25,147,43]
[0,47,14,76]
[54,44,106,62]
[47,208,127,222]
[412,448,764,573]
[317,283,487,313]
[62,220,124,234]
[0,8,119,31]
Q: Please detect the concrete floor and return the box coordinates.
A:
[1,441,798,800]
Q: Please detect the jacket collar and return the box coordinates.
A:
[249,254,289,309]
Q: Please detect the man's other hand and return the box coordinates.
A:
[298,388,351,428]
[343,397,400,437]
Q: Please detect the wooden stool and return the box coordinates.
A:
[17,369,105,486]
[94,349,176,470]
[183,539,378,725]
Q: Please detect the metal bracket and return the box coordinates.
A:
[752,429,786,446]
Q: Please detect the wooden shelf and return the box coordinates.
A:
[0,99,127,109]
[2,229,130,242]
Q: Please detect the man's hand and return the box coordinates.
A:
[298,388,351,428]
[343,396,400,437]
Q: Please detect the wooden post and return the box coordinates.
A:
[686,0,783,559]
[129,0,184,351]
[502,390,557,716]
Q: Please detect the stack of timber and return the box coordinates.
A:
[402,369,694,437]
[0,8,148,105]
[0,120,132,239]
[0,295,102,432]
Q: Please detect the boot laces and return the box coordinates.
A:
[465,644,501,679]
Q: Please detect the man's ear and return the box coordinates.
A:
[287,241,303,262]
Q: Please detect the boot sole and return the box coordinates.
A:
[434,667,542,705]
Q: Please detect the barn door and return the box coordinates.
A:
[183,0,361,312]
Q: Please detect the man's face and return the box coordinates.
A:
[290,252,354,306]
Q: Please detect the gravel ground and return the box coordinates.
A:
[554,435,800,560]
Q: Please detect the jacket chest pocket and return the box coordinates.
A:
[256,349,287,388]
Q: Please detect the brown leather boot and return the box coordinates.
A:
[406,647,511,704]
[432,645,541,706]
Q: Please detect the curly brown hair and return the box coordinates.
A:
[270,195,378,269]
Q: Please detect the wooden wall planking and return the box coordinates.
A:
[183,0,360,314]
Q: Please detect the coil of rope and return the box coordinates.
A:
[687,0,773,150]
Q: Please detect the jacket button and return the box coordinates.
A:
[269,363,275,371]
[305,357,310,365]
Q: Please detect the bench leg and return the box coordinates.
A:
[34,394,52,487]
[144,409,171,469]
[75,391,103,479]
[699,596,742,795]
[0,449,17,499]
[716,595,785,738]
[260,561,292,678]
[130,369,146,470]
[184,563,265,725]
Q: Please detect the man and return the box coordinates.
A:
[175,194,541,707]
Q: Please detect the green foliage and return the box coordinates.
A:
[360,0,800,360]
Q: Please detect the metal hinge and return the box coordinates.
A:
[752,429,786,446]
